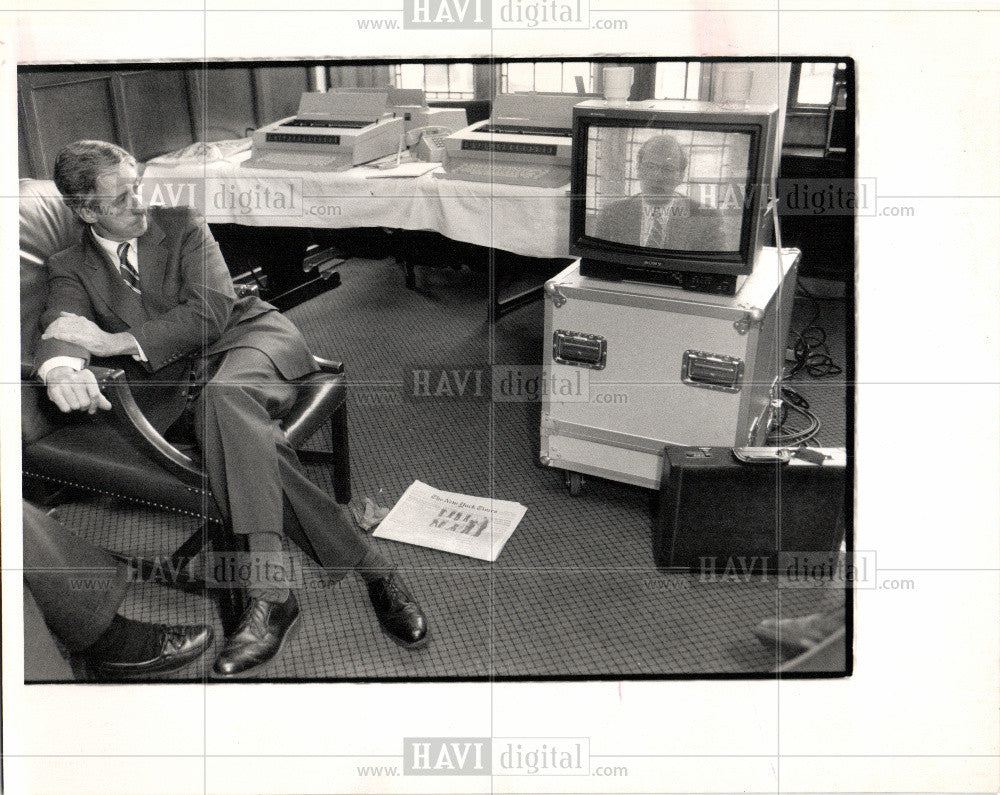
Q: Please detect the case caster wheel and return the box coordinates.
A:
[565,470,583,496]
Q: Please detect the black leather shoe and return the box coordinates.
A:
[213,593,300,677]
[366,575,428,649]
[89,624,213,679]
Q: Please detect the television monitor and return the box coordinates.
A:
[569,99,779,295]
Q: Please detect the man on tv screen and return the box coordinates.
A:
[594,133,725,252]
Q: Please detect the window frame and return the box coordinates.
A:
[392,62,480,100]
[496,60,599,95]
[787,61,839,113]
[652,61,704,101]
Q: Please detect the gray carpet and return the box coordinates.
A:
[37,256,851,681]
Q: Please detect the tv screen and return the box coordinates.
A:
[569,100,778,293]
[583,125,752,255]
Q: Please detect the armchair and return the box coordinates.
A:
[19,179,351,631]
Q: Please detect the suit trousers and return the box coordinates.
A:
[22,501,130,653]
[190,346,370,583]
[24,585,75,681]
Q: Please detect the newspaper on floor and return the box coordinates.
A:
[372,480,527,562]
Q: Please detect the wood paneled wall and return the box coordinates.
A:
[18,64,313,178]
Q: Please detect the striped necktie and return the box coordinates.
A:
[117,241,141,293]
[646,209,669,248]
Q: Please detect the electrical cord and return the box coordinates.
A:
[769,280,845,444]
[784,292,843,380]
[795,280,847,303]
[767,386,822,445]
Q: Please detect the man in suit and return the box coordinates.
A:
[23,500,213,681]
[594,134,725,251]
[36,140,428,677]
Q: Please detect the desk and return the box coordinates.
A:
[143,151,571,260]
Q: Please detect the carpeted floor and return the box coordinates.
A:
[38,256,851,681]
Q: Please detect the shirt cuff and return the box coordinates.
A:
[130,337,148,362]
[37,356,86,384]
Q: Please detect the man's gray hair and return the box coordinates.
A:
[53,140,135,212]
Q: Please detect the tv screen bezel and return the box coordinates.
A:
[570,110,768,277]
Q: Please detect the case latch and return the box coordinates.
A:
[544,280,567,308]
[733,308,764,335]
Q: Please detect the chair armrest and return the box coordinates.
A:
[313,355,344,374]
[283,370,346,449]
[233,282,260,298]
[99,369,205,484]
[21,358,120,383]
[21,361,202,482]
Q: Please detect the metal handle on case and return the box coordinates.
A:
[732,447,792,464]
[681,350,744,393]
[552,330,607,370]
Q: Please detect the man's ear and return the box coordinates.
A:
[75,204,99,224]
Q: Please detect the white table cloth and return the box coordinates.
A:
[142,150,571,259]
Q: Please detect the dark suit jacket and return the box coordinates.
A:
[594,194,726,251]
[35,207,318,432]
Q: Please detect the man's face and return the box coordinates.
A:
[79,160,148,241]
[637,155,685,205]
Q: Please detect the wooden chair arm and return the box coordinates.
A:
[21,358,122,383]
[313,355,344,374]
[21,360,203,484]
[98,369,205,484]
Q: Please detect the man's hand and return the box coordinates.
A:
[45,366,112,414]
[41,312,140,357]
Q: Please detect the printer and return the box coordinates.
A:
[383,87,468,134]
[317,86,467,135]
[244,91,405,171]
[439,91,597,187]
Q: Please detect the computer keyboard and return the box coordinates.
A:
[438,159,571,188]
[282,119,373,129]
[243,151,354,172]
[477,124,572,137]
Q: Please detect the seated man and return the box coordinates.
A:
[23,500,212,680]
[35,140,428,677]
[594,134,724,251]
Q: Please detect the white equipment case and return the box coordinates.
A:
[540,247,800,492]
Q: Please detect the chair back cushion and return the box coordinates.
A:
[20,179,83,443]
[20,179,82,360]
